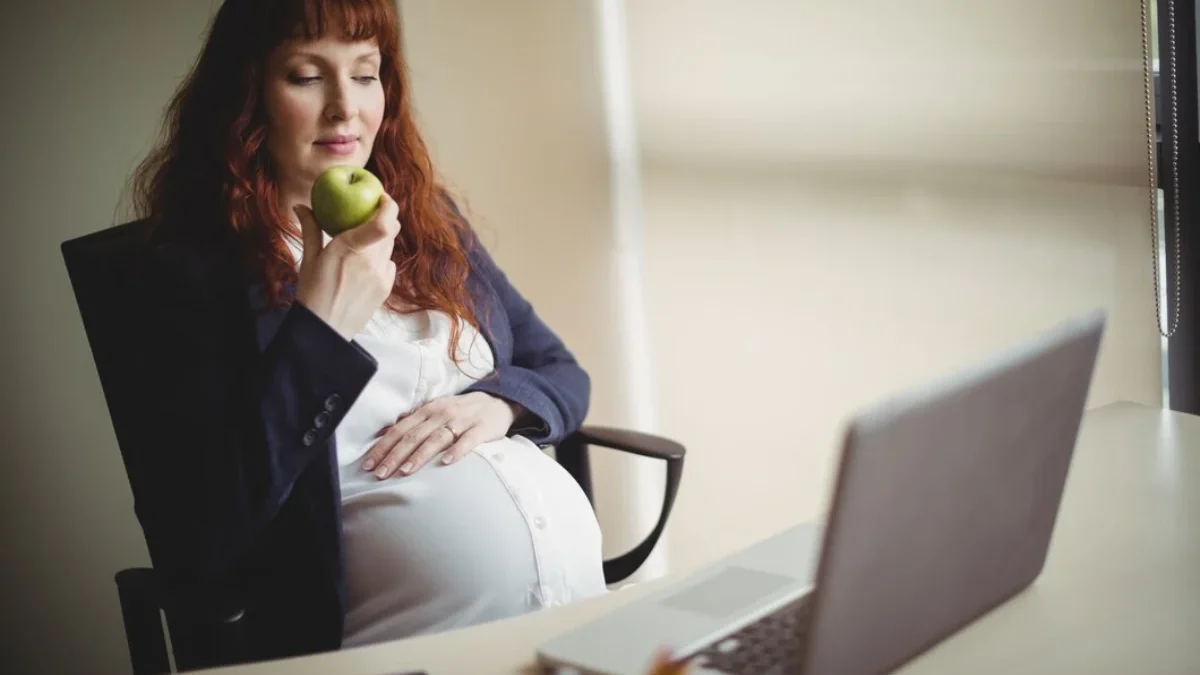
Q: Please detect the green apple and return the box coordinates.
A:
[310,165,385,236]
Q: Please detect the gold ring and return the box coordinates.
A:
[443,424,459,440]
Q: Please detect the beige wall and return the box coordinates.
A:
[627,0,1149,184]
[625,0,1163,572]
[641,163,1161,572]
[0,0,1163,674]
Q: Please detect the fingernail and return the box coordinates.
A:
[362,458,376,471]
[375,467,388,479]
[399,462,413,474]
[441,455,454,465]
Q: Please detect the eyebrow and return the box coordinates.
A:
[288,50,381,65]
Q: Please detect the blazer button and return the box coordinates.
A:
[324,394,341,412]
[302,430,319,446]
[314,411,332,428]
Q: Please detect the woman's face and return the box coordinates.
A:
[263,36,386,200]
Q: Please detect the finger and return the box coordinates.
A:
[343,193,400,250]
[372,217,401,261]
[647,649,689,675]
[401,422,460,474]
[361,412,427,472]
[374,417,446,479]
[293,204,324,270]
[440,426,485,466]
[361,425,404,475]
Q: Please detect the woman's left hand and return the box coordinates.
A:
[362,392,521,479]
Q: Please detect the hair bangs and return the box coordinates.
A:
[268,0,398,50]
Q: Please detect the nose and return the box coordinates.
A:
[323,78,359,122]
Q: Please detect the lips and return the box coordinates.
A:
[316,134,358,145]
[315,135,360,156]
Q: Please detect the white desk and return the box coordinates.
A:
[198,402,1200,674]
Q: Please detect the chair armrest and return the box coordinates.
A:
[557,426,686,584]
[571,425,686,462]
[115,569,172,675]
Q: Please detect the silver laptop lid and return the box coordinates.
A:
[800,310,1106,675]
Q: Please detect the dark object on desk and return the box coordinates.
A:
[62,220,686,674]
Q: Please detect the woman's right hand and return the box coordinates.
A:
[292,194,401,340]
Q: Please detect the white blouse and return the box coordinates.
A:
[286,236,608,648]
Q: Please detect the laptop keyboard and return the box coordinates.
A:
[689,595,812,675]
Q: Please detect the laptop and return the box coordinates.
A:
[537,310,1106,675]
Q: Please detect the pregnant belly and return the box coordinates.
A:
[339,435,607,646]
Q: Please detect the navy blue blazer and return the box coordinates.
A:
[123,215,590,663]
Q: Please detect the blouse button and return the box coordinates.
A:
[492,452,505,462]
[533,516,548,530]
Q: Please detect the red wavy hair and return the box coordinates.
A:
[129,0,481,356]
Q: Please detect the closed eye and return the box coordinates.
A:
[288,76,378,85]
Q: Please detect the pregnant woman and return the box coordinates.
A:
[121,0,605,663]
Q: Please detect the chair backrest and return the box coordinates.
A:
[61,220,153,485]
[66,223,255,672]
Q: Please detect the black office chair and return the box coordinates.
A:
[62,220,686,674]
